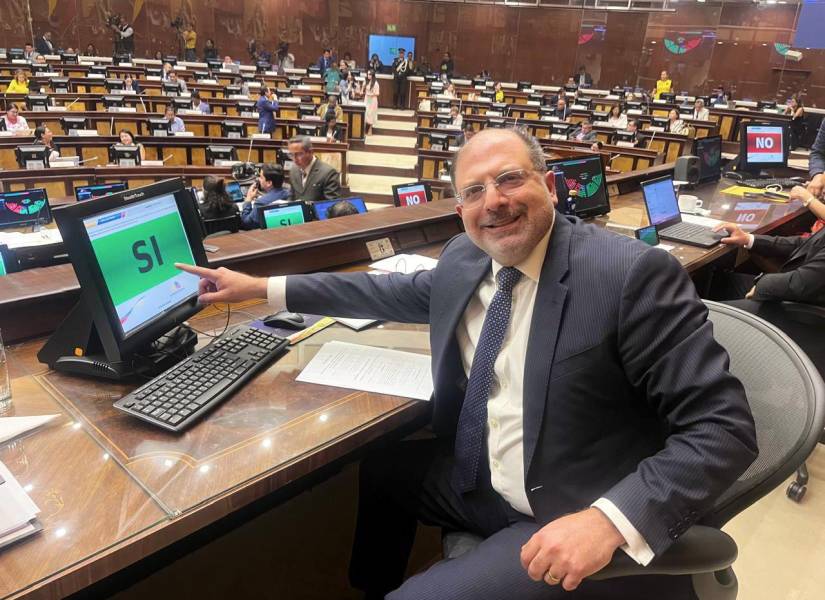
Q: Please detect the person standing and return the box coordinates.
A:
[317,48,334,76]
[785,96,805,150]
[324,62,341,95]
[440,51,454,79]
[203,38,218,61]
[275,42,295,73]
[369,53,383,73]
[652,69,672,100]
[183,25,197,62]
[392,48,410,109]
[365,70,380,134]
[35,32,54,55]
[286,136,341,202]
[256,86,279,135]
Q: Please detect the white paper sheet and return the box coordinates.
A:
[296,341,433,401]
[369,254,439,274]
[0,415,60,444]
[0,461,40,537]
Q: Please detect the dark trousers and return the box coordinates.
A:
[349,438,697,600]
[707,271,756,302]
[185,48,197,62]
[393,77,407,108]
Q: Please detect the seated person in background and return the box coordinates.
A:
[606,104,627,129]
[551,96,568,120]
[234,75,251,97]
[317,94,344,123]
[161,62,174,80]
[153,50,163,61]
[167,71,188,94]
[122,74,141,93]
[456,121,476,147]
[118,129,146,162]
[33,126,60,162]
[200,176,239,220]
[240,163,290,229]
[192,91,211,114]
[84,43,98,57]
[287,136,341,203]
[326,200,360,219]
[449,105,463,128]
[34,55,47,65]
[23,43,38,62]
[222,55,240,73]
[368,53,383,73]
[665,108,687,134]
[203,38,218,62]
[343,52,357,70]
[417,97,432,112]
[572,65,593,88]
[3,104,31,135]
[590,140,604,153]
[569,119,596,142]
[443,83,457,99]
[653,69,673,100]
[164,106,186,133]
[7,69,30,94]
[256,86,279,135]
[691,98,710,120]
[622,119,643,146]
[494,81,505,103]
[709,186,825,306]
[348,73,365,102]
[323,114,341,142]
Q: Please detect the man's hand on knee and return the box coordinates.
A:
[519,508,625,592]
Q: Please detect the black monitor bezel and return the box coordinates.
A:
[54,178,208,358]
[258,201,312,229]
[391,181,433,208]
[206,145,238,164]
[739,121,789,171]
[545,154,611,220]
[15,145,50,169]
[640,174,681,231]
[0,187,53,229]
[109,144,142,166]
[692,134,723,183]
[0,243,19,274]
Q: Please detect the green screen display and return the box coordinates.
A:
[263,204,306,229]
[0,256,6,276]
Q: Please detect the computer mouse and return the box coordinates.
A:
[262,311,305,330]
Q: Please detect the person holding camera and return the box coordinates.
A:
[108,14,134,57]
[240,164,291,229]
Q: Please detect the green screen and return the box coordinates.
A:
[0,256,6,276]
[90,211,195,307]
[264,205,305,229]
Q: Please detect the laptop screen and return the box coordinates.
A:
[642,177,680,227]
[75,182,127,202]
[313,197,368,220]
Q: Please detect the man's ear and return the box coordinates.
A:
[455,203,463,219]
[544,171,558,206]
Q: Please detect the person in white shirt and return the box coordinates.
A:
[3,104,31,135]
[666,108,687,135]
[606,104,627,129]
[691,98,710,121]
[449,105,463,128]
[176,127,756,600]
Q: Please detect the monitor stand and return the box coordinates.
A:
[38,301,198,381]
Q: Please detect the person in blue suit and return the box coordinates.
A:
[255,86,279,135]
[177,127,757,600]
[809,118,825,199]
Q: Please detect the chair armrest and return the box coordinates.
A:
[590,526,737,580]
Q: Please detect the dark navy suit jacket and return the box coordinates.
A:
[810,118,825,177]
[285,214,758,556]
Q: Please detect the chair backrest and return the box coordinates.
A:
[203,213,240,236]
[702,301,825,528]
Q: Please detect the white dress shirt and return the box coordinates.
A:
[265,227,655,565]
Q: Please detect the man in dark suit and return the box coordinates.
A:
[176,128,757,600]
[316,47,334,76]
[572,65,592,88]
[35,32,54,56]
[392,48,410,109]
[809,118,825,199]
[711,187,825,306]
[286,136,341,202]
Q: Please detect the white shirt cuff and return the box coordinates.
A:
[745,234,755,250]
[267,276,288,310]
[592,498,655,566]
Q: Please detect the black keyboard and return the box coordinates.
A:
[114,325,289,432]
[661,221,724,247]
[739,178,801,190]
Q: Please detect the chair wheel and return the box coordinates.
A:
[787,482,807,502]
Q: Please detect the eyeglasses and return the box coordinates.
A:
[457,169,534,207]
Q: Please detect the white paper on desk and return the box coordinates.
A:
[333,317,377,331]
[0,415,60,444]
[370,254,439,274]
[0,461,40,536]
[297,341,433,401]
[654,243,675,252]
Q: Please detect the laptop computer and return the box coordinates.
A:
[641,175,723,248]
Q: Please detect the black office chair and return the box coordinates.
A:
[443,301,825,600]
[724,299,825,501]
[203,213,241,237]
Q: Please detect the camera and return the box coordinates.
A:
[105,13,120,27]
[171,16,184,30]
[232,162,258,180]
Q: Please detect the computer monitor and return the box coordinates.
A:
[563,84,578,93]
[114,54,132,66]
[256,60,271,73]
[38,178,208,377]
[641,175,680,230]
[435,99,451,112]
[0,244,19,275]
[491,102,508,113]
[187,186,208,239]
[693,135,722,183]
[472,77,487,87]
[0,188,52,230]
[60,116,89,135]
[74,182,128,202]
[297,123,321,137]
[650,116,668,130]
[277,88,292,98]
[518,81,532,91]
[428,132,449,151]
[429,82,444,95]
[225,84,242,97]
[576,98,593,110]
[237,100,256,117]
[660,93,676,103]
[205,145,239,166]
[258,201,312,230]
[528,93,544,104]
[16,145,50,169]
[551,122,573,137]
[592,110,609,122]
[613,130,637,145]
[26,94,50,111]
[539,107,556,120]
[757,100,777,111]
[171,97,192,111]
[103,95,125,109]
[307,65,321,76]
[545,155,610,219]
[298,104,317,119]
[435,115,453,129]
[225,180,246,202]
[31,64,49,76]
[51,78,71,94]
[487,118,506,129]
[164,56,178,66]
[193,71,211,81]
[287,76,303,88]
[7,48,24,61]
[60,52,78,64]
[626,101,644,112]
[739,122,788,171]
[679,106,693,117]
[206,59,222,71]
[148,118,171,136]
[312,197,368,221]
[105,78,124,92]
[163,82,181,96]
[145,67,162,78]
[109,144,141,166]
[480,90,495,102]
[424,74,438,83]
[221,120,247,139]
[392,182,432,208]
[90,65,108,77]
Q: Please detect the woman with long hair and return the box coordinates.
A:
[200,176,238,220]
[365,70,380,134]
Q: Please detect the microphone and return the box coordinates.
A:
[646,128,657,150]
[64,97,81,110]
[138,94,147,114]
[245,132,255,163]
[109,117,115,135]
[160,154,173,163]
[77,155,99,165]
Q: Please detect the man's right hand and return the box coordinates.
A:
[713,222,750,247]
[175,263,268,304]
[809,174,825,199]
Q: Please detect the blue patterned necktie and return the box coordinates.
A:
[453,266,523,493]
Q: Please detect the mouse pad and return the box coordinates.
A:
[250,314,335,344]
